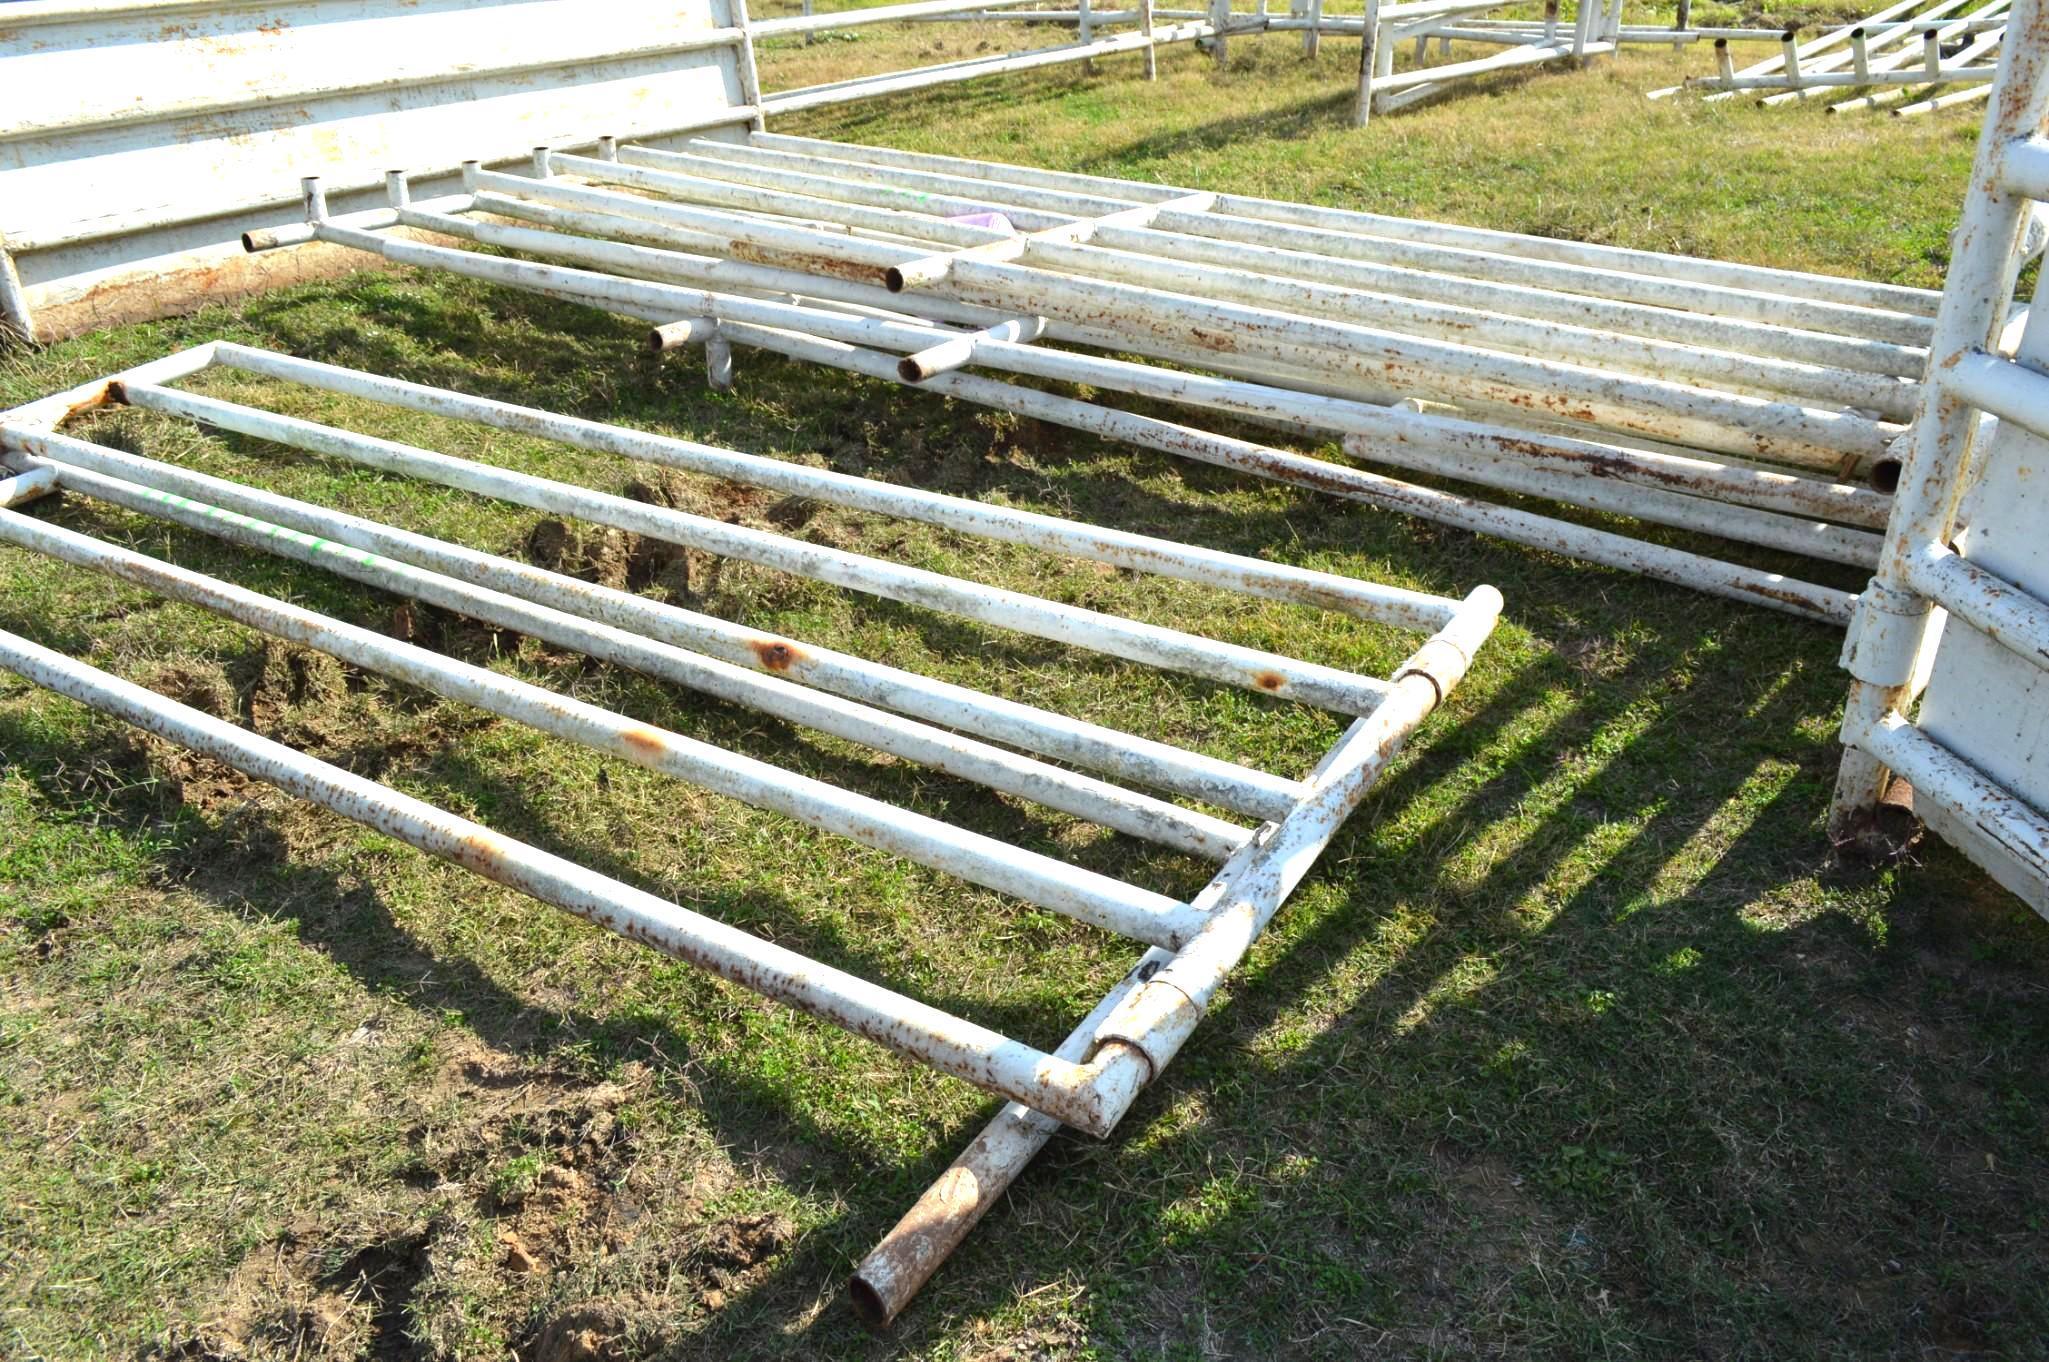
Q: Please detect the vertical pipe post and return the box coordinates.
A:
[1080,0,1095,72]
[1923,27,1942,77]
[1715,36,1735,83]
[300,176,329,223]
[1544,0,1560,43]
[1852,28,1871,82]
[1143,0,1159,77]
[1572,0,1593,59]
[1211,0,1229,66]
[803,0,815,43]
[729,0,768,130]
[1305,0,1322,57]
[1673,0,1691,50]
[1782,28,1803,90]
[706,329,736,389]
[0,243,32,347]
[1354,0,1381,125]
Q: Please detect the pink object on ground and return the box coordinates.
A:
[948,211,1016,233]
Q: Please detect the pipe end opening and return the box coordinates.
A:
[1869,458,1903,495]
[848,1275,894,1330]
[883,268,908,293]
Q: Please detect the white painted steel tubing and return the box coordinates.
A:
[120,371,1395,719]
[1708,62,1997,88]
[195,328,1454,632]
[21,450,1252,863]
[1671,0,1922,98]
[0,627,1137,1135]
[925,255,1897,469]
[852,582,1502,1324]
[0,506,1207,950]
[1771,0,1997,106]
[754,0,1058,35]
[717,311,1881,567]
[683,138,1940,343]
[849,945,1174,1326]
[3,424,1301,827]
[1832,18,2008,112]
[1896,81,1997,113]
[1850,711,2049,891]
[744,132,1945,317]
[1906,545,2049,668]
[670,143,1925,379]
[711,321,1857,623]
[352,186,1895,470]
[1072,588,1503,1154]
[305,207,1898,541]
[1369,38,1613,94]
[1018,235,1917,418]
[758,23,1209,114]
[375,203,1895,535]
[607,281,1887,561]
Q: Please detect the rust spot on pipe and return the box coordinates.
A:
[620,726,669,756]
[748,638,802,671]
[1253,671,1285,691]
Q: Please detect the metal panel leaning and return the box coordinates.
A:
[1831,0,2049,917]
[0,340,1500,1320]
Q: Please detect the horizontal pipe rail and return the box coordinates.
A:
[119,373,1396,716]
[16,447,1253,862]
[0,627,1139,1134]
[0,499,1210,948]
[2,421,1303,824]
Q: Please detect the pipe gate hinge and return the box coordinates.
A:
[1839,579,1931,687]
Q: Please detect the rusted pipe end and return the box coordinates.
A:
[883,267,909,293]
[1850,26,1865,37]
[1714,36,1727,48]
[848,1275,893,1330]
[1868,457,1904,495]
[896,355,927,383]
[1780,25,1798,39]
[104,380,130,406]
[645,327,669,355]
[240,230,268,253]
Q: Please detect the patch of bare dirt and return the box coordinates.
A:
[153,1218,430,1362]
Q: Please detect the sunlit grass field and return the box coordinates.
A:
[2,12,2044,1359]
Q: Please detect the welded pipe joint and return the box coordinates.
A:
[1838,578,1929,686]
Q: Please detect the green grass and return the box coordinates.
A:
[3,18,2047,1361]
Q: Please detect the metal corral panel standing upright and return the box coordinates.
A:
[1916,430,2049,831]
[1832,0,2049,917]
[0,0,762,342]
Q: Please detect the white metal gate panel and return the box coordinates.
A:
[0,0,759,340]
[1832,0,2049,916]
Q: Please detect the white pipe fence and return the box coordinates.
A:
[0,342,1501,1317]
